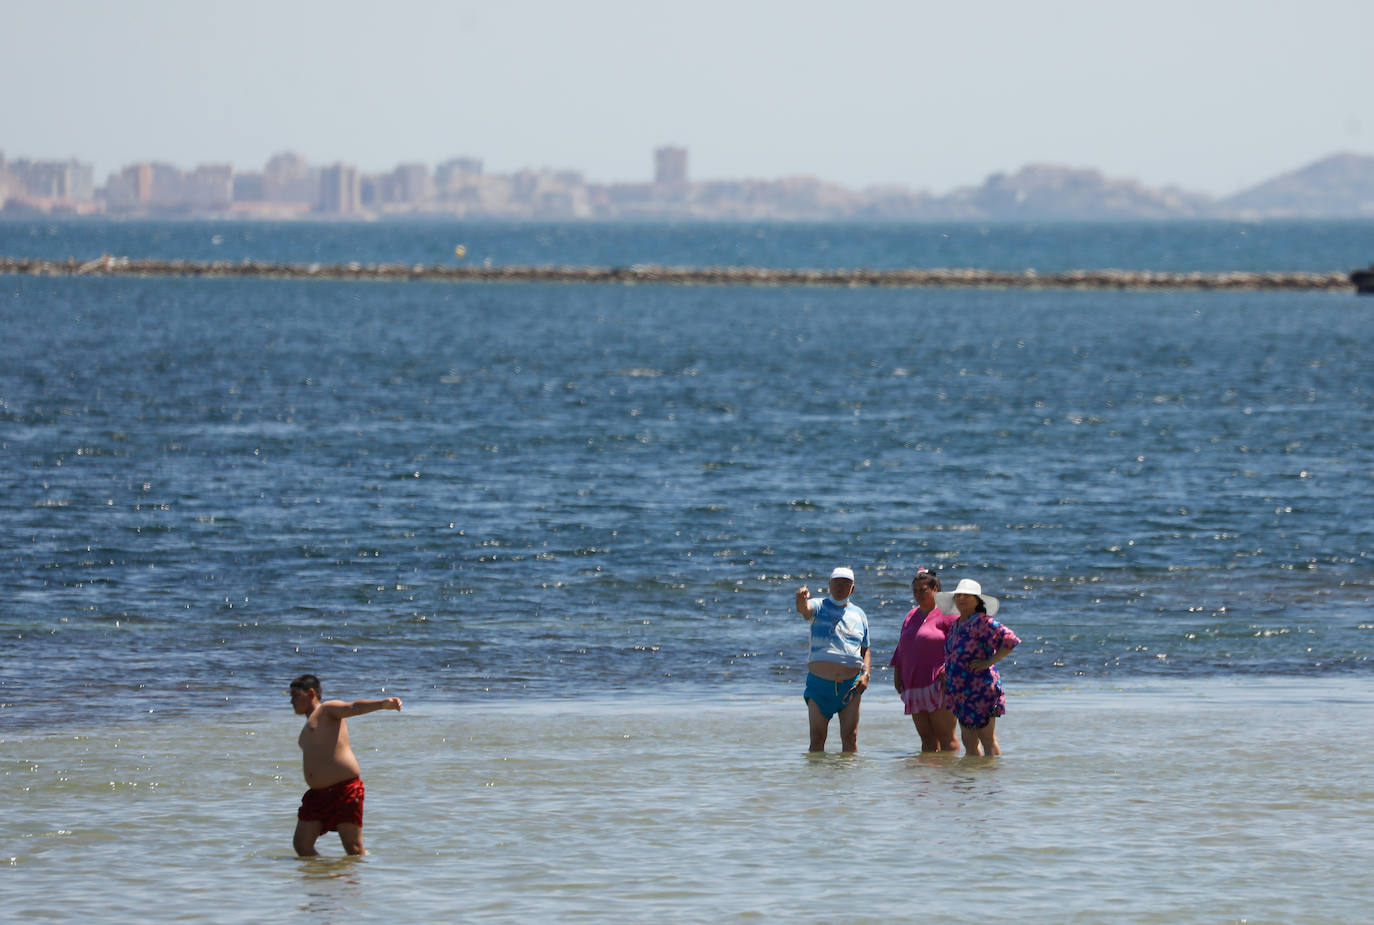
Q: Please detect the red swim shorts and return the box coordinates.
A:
[298,777,365,831]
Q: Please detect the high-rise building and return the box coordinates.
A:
[146,163,188,208]
[391,163,432,204]
[185,164,234,211]
[654,146,688,186]
[9,158,95,200]
[318,163,361,214]
[232,172,265,202]
[436,157,483,197]
[103,163,156,208]
[263,152,315,203]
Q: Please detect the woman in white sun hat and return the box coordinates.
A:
[939,578,1020,757]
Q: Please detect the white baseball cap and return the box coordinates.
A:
[830,566,855,582]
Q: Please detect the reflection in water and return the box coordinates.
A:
[945,754,1006,808]
[898,750,1005,807]
[903,751,962,770]
[296,854,365,914]
[802,750,870,771]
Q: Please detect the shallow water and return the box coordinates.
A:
[6,677,1371,923]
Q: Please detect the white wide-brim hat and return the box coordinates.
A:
[936,578,999,617]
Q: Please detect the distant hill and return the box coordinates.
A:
[908,154,1374,220]
[1216,153,1374,218]
[941,164,1212,220]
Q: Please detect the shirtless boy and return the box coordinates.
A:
[288,673,402,856]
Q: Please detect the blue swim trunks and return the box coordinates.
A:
[803,672,863,719]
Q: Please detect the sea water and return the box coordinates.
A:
[2,219,1372,922]
[6,680,1373,923]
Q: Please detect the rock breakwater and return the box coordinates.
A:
[0,255,1359,291]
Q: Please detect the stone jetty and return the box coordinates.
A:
[0,255,1360,292]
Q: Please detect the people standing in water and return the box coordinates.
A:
[289,673,403,856]
[889,567,960,752]
[942,579,1019,757]
[795,566,871,753]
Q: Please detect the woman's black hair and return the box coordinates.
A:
[912,567,941,591]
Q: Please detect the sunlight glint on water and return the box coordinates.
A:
[5,679,1372,923]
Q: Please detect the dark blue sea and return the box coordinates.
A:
[4,219,1374,923]
[3,218,1371,724]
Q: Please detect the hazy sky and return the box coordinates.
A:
[5,0,1371,196]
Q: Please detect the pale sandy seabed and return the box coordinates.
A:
[4,676,1373,924]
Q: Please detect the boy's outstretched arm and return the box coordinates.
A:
[323,697,403,719]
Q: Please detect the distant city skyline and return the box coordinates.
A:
[6,142,1373,221]
[5,139,1372,195]
[5,1,1372,198]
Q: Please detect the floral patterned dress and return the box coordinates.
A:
[943,613,1020,728]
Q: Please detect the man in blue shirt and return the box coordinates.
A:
[795,566,871,752]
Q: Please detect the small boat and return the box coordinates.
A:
[1352,266,1374,294]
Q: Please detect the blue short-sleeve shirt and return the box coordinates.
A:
[807,597,869,668]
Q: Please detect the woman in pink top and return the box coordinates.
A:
[888,568,959,752]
